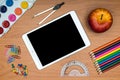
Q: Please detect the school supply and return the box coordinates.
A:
[5,45,21,63]
[61,60,89,76]
[90,37,120,74]
[33,2,65,25]
[11,64,28,76]
[0,0,36,37]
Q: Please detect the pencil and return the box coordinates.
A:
[97,50,120,64]
[93,61,102,74]
[101,58,120,71]
[102,62,120,73]
[90,37,120,54]
[90,37,120,74]
[96,48,120,60]
[99,55,120,67]
[95,41,120,57]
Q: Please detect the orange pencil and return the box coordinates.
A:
[90,37,120,54]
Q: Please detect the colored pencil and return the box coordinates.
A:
[101,58,120,71]
[95,42,120,57]
[90,37,120,74]
[97,50,120,64]
[91,37,120,54]
[96,48,120,61]
[102,62,120,73]
[99,55,120,67]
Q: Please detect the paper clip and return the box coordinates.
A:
[33,2,65,25]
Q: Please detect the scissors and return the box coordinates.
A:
[33,2,65,25]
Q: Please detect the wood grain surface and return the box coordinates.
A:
[0,0,120,80]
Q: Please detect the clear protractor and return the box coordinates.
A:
[60,60,89,77]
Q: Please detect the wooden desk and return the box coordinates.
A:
[0,0,120,80]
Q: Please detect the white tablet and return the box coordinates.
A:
[22,11,90,70]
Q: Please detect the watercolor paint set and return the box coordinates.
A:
[90,37,120,74]
[0,0,36,37]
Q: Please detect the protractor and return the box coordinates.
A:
[61,60,89,77]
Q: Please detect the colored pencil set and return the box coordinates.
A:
[90,37,120,74]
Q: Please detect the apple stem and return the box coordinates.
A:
[101,14,103,20]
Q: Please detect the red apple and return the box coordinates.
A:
[88,8,113,33]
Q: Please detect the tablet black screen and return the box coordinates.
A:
[28,14,85,66]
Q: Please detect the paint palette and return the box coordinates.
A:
[0,0,36,37]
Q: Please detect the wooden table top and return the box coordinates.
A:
[0,0,120,80]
